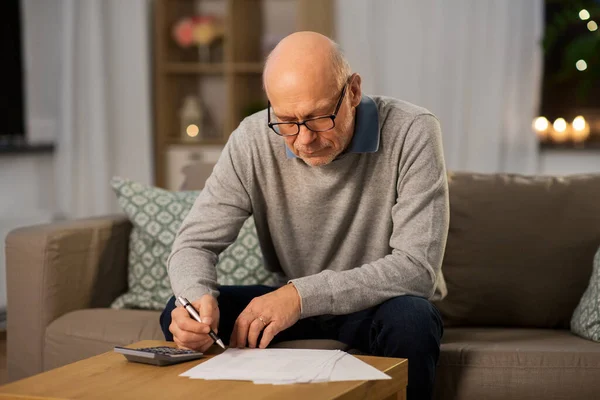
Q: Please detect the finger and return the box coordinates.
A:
[175,316,211,336]
[174,337,192,350]
[247,318,266,349]
[198,295,217,327]
[175,335,211,352]
[178,319,211,335]
[235,315,252,348]
[172,306,210,334]
[172,323,213,349]
[199,339,216,353]
[171,322,208,345]
[173,332,202,349]
[259,324,279,349]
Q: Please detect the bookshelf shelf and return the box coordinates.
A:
[163,62,226,74]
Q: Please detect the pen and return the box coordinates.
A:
[177,296,226,350]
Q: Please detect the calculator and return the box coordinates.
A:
[114,346,204,366]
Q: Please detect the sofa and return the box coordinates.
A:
[5,172,600,399]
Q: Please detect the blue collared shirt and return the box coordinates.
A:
[286,95,380,159]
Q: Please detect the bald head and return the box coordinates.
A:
[263,32,351,100]
[263,32,360,167]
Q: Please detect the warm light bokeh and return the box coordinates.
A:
[532,116,549,139]
[571,116,590,143]
[572,116,586,131]
[579,9,591,20]
[550,118,569,143]
[186,124,199,137]
[553,118,567,132]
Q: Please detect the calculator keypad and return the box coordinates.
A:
[136,346,198,355]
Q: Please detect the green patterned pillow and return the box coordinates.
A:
[571,245,600,342]
[110,177,277,310]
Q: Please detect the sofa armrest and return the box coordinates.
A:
[5,215,132,381]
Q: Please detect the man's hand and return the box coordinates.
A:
[230,284,301,349]
[170,294,220,352]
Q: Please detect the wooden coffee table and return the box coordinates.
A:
[0,340,408,400]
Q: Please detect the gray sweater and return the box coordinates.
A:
[168,96,449,318]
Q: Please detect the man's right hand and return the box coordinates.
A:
[169,294,220,352]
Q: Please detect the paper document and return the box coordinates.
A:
[180,348,391,384]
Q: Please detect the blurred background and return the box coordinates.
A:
[0,0,599,328]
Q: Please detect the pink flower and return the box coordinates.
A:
[172,17,194,48]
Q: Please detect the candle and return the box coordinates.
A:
[571,116,590,143]
[550,118,569,143]
[532,116,550,140]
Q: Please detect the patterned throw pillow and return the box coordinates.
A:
[110,177,278,310]
[571,245,600,342]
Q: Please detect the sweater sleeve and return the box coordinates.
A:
[167,127,253,303]
[290,114,449,317]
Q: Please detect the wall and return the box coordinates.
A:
[538,150,600,175]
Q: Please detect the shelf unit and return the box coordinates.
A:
[153,0,333,187]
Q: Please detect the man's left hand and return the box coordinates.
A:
[230,283,301,349]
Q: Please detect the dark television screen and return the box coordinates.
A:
[0,0,25,138]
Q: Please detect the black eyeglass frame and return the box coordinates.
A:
[267,82,349,137]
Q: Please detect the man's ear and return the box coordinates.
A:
[349,73,362,108]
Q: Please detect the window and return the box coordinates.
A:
[537,0,600,147]
[0,0,25,143]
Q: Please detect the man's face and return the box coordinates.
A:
[269,76,361,167]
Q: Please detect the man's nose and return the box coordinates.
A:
[296,124,317,146]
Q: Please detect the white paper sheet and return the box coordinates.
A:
[180,348,391,384]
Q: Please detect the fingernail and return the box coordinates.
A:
[203,317,212,326]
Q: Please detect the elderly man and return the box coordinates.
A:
[160,31,448,400]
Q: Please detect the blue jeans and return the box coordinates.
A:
[160,285,443,400]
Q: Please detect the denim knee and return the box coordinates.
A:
[370,295,443,357]
[159,296,178,341]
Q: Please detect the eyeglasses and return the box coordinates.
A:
[267,83,348,137]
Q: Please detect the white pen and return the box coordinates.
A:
[177,296,226,349]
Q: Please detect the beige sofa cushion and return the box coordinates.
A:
[44,309,163,371]
[435,327,600,400]
[436,173,600,329]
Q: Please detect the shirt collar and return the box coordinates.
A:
[285,95,380,159]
